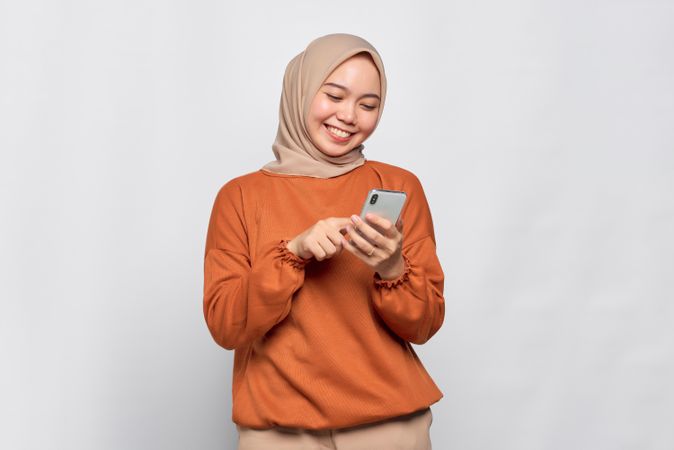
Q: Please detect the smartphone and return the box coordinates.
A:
[359,189,407,225]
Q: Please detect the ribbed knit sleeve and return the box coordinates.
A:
[369,174,445,345]
[203,181,308,350]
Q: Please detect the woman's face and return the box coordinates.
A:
[306,54,382,157]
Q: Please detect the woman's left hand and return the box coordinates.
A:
[342,213,405,279]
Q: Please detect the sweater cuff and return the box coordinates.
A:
[373,253,412,289]
[278,239,311,270]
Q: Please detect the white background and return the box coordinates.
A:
[1,1,673,449]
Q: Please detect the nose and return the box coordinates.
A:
[336,102,357,125]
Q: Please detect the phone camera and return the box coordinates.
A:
[370,194,378,205]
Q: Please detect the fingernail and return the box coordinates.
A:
[351,214,360,223]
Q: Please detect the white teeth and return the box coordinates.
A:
[326,125,352,138]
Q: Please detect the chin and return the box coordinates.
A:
[320,145,357,157]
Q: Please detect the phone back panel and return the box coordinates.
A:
[359,189,407,224]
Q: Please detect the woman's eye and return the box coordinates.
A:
[325,93,376,110]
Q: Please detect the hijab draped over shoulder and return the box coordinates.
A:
[261,33,387,179]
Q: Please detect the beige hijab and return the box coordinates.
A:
[261,33,387,178]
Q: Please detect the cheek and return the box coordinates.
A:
[309,100,333,122]
[307,103,330,140]
[315,104,334,123]
[358,113,379,135]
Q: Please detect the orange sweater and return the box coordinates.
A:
[203,159,445,430]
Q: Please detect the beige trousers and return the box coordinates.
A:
[236,407,433,450]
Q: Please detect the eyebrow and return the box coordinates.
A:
[322,82,381,101]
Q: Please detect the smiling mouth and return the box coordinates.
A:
[324,124,354,139]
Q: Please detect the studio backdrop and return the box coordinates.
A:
[1,1,672,449]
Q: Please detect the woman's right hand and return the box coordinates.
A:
[286,217,352,261]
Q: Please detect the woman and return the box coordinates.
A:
[203,33,445,450]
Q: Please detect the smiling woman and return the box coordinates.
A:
[203,33,444,450]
